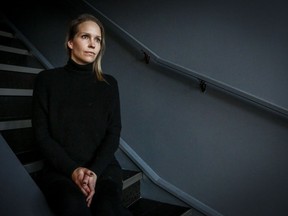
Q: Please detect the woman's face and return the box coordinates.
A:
[68,21,102,65]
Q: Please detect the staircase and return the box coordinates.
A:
[0,17,203,216]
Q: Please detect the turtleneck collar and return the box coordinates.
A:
[64,58,94,76]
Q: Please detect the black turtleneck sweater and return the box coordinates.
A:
[32,59,121,178]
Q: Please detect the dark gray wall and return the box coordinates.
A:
[3,0,288,215]
[93,0,288,109]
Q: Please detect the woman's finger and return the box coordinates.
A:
[86,189,95,207]
[82,174,90,185]
[86,196,93,207]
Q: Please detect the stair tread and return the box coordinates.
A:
[0,63,42,73]
[122,169,142,189]
[0,45,30,55]
[128,198,191,216]
[0,30,14,38]
[122,169,141,181]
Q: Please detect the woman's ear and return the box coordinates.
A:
[67,40,73,49]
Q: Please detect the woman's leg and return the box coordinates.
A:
[90,164,133,216]
[42,177,92,216]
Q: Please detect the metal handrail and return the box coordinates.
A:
[83,0,288,119]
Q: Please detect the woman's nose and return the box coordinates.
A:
[89,39,95,48]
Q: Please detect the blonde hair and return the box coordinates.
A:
[65,13,106,81]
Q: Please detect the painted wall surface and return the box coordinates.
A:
[91,0,288,110]
[3,0,288,215]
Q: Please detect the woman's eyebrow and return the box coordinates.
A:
[80,32,101,38]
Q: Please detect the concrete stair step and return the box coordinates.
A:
[128,198,192,216]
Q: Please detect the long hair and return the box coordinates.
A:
[65,14,106,81]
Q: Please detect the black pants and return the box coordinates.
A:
[39,164,133,216]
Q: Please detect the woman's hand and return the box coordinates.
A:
[84,171,97,207]
[71,167,97,207]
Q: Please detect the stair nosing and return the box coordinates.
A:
[0,30,14,38]
[23,159,44,174]
[122,171,142,190]
[180,208,204,216]
[0,88,33,96]
[0,63,42,74]
[0,45,30,55]
[0,119,32,131]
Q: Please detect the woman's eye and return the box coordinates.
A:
[81,35,88,39]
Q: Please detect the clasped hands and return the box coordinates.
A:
[72,167,97,207]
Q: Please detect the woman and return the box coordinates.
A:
[32,13,132,216]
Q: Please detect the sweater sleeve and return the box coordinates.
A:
[88,77,122,176]
[32,72,79,177]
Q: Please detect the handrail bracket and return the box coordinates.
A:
[199,80,207,93]
[142,50,150,64]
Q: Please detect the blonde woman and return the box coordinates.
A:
[32,13,132,216]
